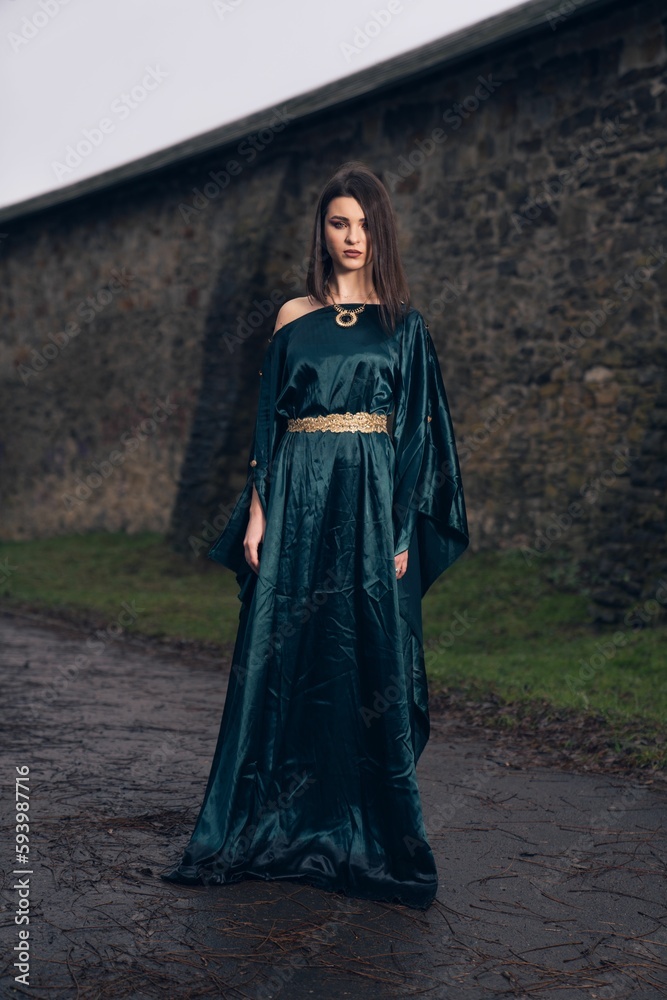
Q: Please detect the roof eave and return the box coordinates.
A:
[0,0,615,224]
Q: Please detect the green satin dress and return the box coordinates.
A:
[160,303,469,910]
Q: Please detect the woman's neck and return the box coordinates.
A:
[325,276,378,303]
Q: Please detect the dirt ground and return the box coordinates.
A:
[1,605,666,999]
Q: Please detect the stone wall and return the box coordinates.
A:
[1,0,665,623]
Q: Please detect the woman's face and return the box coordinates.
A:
[323,196,373,277]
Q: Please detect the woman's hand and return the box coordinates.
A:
[244,485,266,574]
[395,548,408,580]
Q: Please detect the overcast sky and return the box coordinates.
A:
[1,0,524,212]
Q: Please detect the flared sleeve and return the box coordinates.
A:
[206,329,288,580]
[391,310,470,598]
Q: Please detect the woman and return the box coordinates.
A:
[160,161,469,910]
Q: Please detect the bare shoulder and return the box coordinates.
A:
[273,296,326,334]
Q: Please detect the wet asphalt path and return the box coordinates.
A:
[1,607,666,999]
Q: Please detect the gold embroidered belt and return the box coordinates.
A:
[287,411,388,434]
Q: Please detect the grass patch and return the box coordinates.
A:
[1,532,664,767]
[423,548,666,770]
[0,530,242,645]
[424,548,666,725]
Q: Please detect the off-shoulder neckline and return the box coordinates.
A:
[273,303,384,336]
[270,302,417,340]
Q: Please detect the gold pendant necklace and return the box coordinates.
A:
[325,284,375,327]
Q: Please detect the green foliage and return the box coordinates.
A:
[1,533,664,743]
[423,546,666,740]
[0,531,241,645]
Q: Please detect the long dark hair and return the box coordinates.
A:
[305,161,410,335]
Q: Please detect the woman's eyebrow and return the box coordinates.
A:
[328,214,366,221]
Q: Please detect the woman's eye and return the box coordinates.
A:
[329,221,367,230]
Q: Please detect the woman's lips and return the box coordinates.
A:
[344,250,361,256]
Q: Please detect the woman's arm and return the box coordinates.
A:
[244,484,266,574]
[243,301,294,573]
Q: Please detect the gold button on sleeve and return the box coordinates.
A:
[250,459,257,467]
